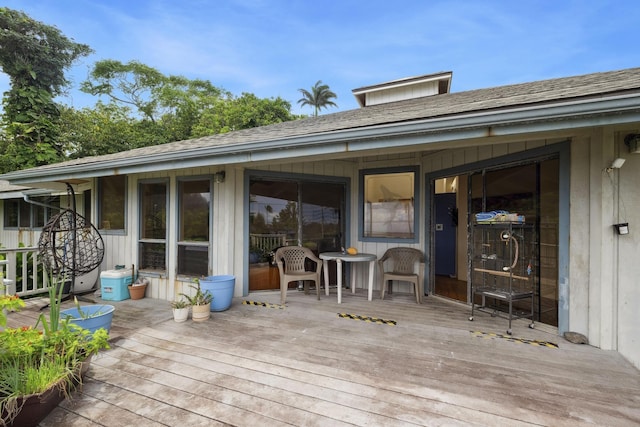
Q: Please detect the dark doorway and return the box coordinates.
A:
[433,176,467,302]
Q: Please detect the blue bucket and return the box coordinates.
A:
[200,275,235,311]
[60,304,115,333]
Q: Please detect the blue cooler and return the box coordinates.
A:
[100,269,133,301]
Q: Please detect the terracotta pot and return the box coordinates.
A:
[191,303,211,322]
[128,283,147,300]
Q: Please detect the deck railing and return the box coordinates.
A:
[249,233,287,253]
[0,246,50,297]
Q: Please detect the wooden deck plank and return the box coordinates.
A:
[3,290,640,426]
[100,339,463,426]
[133,310,635,426]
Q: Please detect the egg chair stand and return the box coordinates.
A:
[38,183,105,307]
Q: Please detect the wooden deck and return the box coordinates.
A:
[6,289,640,426]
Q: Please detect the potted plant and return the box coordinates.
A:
[170,299,190,322]
[0,274,110,426]
[58,296,115,334]
[180,280,212,322]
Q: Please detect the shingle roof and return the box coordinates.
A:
[4,67,640,176]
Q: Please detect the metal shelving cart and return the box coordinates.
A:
[468,221,536,334]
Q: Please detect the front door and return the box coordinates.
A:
[248,176,346,292]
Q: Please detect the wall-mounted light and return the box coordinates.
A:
[624,133,640,153]
[614,223,629,235]
[214,171,226,183]
[605,158,626,173]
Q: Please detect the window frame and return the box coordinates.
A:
[359,166,419,243]
[138,179,169,273]
[97,176,127,234]
[176,176,212,279]
[3,196,60,229]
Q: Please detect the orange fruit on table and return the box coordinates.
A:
[346,247,358,255]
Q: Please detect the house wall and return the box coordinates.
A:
[1,125,637,369]
[365,80,440,106]
[617,150,640,369]
[608,129,640,369]
[561,126,639,369]
[95,128,638,369]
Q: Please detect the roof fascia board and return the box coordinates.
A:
[4,94,640,186]
[0,190,29,199]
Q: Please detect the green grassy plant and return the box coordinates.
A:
[0,271,110,425]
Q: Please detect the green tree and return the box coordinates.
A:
[81,60,228,130]
[81,60,299,143]
[297,80,338,117]
[193,92,298,136]
[59,102,155,158]
[80,59,166,123]
[0,7,92,172]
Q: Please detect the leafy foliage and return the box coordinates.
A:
[180,280,213,306]
[0,273,110,423]
[193,92,298,136]
[0,7,92,173]
[59,102,157,158]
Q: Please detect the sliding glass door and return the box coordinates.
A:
[249,176,346,292]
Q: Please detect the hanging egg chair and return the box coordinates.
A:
[38,208,105,279]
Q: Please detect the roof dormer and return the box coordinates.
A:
[352,71,452,107]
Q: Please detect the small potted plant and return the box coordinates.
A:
[170,299,190,322]
[180,280,213,322]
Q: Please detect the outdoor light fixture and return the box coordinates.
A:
[605,158,626,173]
[614,223,629,235]
[214,171,226,183]
[624,133,640,153]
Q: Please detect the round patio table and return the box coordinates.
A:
[319,252,377,304]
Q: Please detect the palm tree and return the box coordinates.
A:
[297,80,338,117]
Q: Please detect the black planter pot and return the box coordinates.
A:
[1,356,92,426]
[1,380,66,427]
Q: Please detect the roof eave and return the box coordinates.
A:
[3,94,640,187]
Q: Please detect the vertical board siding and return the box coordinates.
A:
[3,139,555,302]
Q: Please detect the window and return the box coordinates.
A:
[3,196,59,228]
[360,167,418,241]
[139,180,168,272]
[3,199,20,228]
[98,176,126,230]
[177,178,211,276]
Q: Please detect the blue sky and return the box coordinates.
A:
[1,0,639,115]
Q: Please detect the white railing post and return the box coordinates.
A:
[0,247,50,297]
